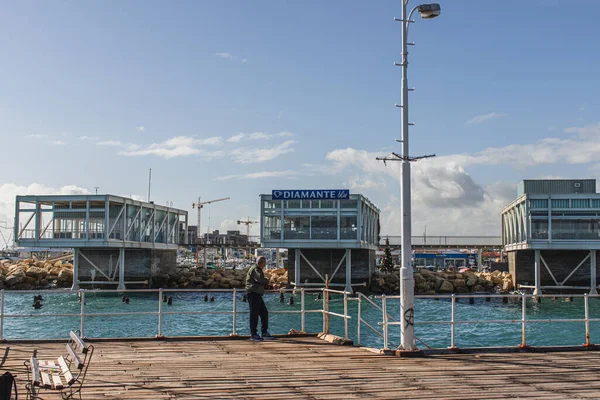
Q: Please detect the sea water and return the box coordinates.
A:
[4,290,600,349]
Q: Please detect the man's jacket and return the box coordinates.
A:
[245,264,269,295]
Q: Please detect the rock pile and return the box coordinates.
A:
[0,259,74,290]
[154,267,289,290]
[372,269,514,295]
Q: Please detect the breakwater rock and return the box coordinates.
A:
[154,267,289,290]
[0,259,74,290]
[372,269,514,295]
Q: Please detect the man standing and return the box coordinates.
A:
[245,256,275,341]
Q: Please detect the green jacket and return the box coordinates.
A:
[245,264,269,295]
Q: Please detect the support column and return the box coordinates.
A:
[477,250,482,270]
[117,247,126,291]
[294,249,300,288]
[71,248,80,290]
[590,250,597,295]
[344,249,352,293]
[533,249,541,295]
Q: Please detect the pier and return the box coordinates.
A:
[4,337,600,399]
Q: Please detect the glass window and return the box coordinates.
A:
[340,200,358,209]
[287,200,301,209]
[301,200,311,208]
[593,199,600,208]
[320,200,336,209]
[340,215,357,240]
[263,215,282,240]
[531,219,548,239]
[551,219,600,240]
[263,200,281,209]
[311,216,337,239]
[284,216,309,239]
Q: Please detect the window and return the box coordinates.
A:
[529,199,548,209]
[340,215,357,239]
[340,200,358,209]
[572,199,590,208]
[551,219,600,240]
[319,200,336,209]
[311,216,337,239]
[531,219,548,239]
[284,216,309,239]
[263,215,281,240]
[287,200,301,208]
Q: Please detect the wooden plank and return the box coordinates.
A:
[58,355,75,386]
[70,330,88,353]
[66,342,83,369]
[40,370,52,389]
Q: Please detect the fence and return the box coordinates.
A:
[357,293,600,350]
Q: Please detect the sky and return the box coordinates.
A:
[1,0,600,246]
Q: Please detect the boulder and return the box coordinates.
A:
[57,269,73,284]
[453,279,466,289]
[438,280,454,293]
[472,285,486,292]
[466,278,478,288]
[26,266,46,279]
[4,270,26,286]
[229,279,242,288]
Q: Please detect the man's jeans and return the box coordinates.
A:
[247,292,269,335]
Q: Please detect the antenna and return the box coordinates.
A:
[94,187,99,195]
[147,168,152,202]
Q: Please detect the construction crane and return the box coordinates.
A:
[192,197,230,268]
[237,217,258,238]
[192,197,230,243]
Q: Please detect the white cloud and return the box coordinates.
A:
[119,136,223,159]
[564,122,600,139]
[137,126,145,132]
[219,219,259,236]
[79,136,99,141]
[231,140,297,164]
[48,140,66,146]
[215,52,247,63]
[26,134,48,139]
[215,170,298,181]
[227,131,293,143]
[466,112,506,125]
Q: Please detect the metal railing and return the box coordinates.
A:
[358,293,600,350]
[322,288,353,340]
[0,287,334,340]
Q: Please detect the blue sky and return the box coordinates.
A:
[1,0,600,241]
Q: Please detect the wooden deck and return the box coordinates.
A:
[3,337,600,399]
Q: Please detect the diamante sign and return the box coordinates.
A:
[271,190,349,200]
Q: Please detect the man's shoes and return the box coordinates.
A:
[262,331,276,340]
[250,333,263,341]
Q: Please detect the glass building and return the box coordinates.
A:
[501,180,600,294]
[260,193,380,292]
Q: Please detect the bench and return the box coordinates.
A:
[24,330,94,400]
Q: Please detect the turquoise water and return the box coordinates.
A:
[4,290,600,349]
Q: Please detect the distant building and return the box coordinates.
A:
[199,230,250,246]
[179,223,197,245]
[502,179,600,293]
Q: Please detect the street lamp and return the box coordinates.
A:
[396,1,441,352]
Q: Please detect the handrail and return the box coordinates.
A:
[374,292,600,351]
[0,288,324,341]
[322,288,352,340]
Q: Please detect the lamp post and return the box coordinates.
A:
[396,1,441,352]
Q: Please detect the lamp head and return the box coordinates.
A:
[417,3,441,19]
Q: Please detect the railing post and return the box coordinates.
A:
[450,294,456,349]
[520,293,527,348]
[343,292,348,340]
[232,288,237,336]
[0,290,4,341]
[382,294,388,350]
[357,295,361,347]
[301,288,305,333]
[157,288,163,338]
[322,288,326,333]
[325,275,330,334]
[79,289,85,338]
[584,293,591,347]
